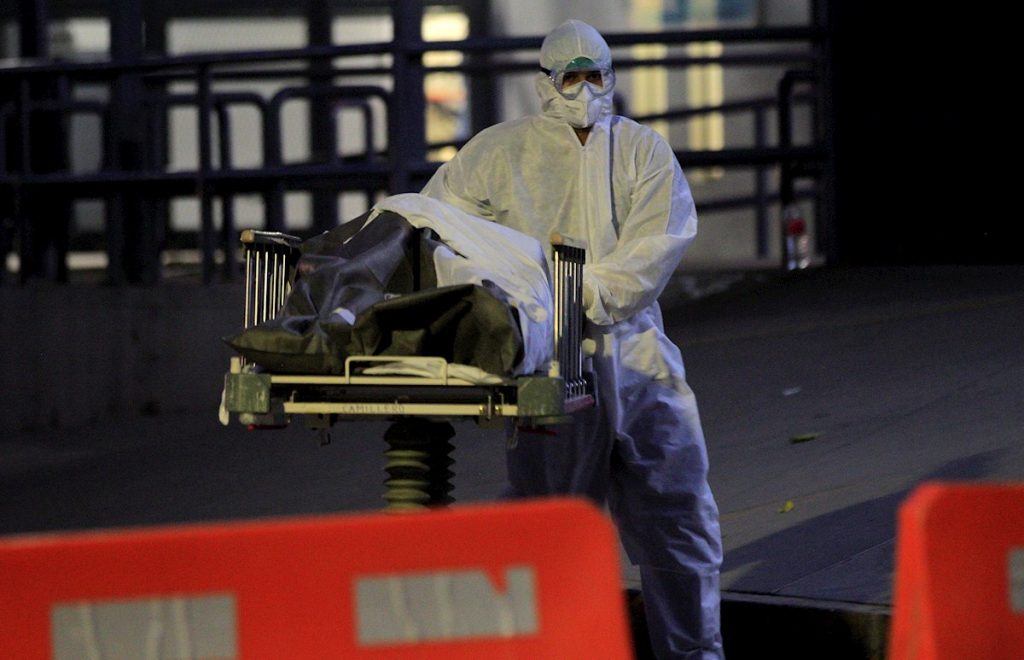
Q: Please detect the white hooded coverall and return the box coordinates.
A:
[421,19,724,659]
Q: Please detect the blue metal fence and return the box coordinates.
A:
[0,13,827,285]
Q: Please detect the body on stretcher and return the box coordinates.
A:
[220,228,595,439]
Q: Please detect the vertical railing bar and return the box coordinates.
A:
[571,255,578,394]
[552,248,561,376]
[552,247,561,362]
[568,253,573,395]
[251,249,258,326]
[270,247,278,317]
[579,252,585,392]
[197,64,215,283]
[271,249,278,315]
[577,255,583,395]
[251,249,257,326]
[258,249,263,324]
[754,106,769,258]
[567,251,572,375]
[280,249,288,310]
[266,249,273,322]
[269,249,274,320]
[259,249,265,324]
[277,249,283,314]
[261,250,269,323]
[244,245,252,328]
[18,79,31,177]
[260,250,267,323]
[552,249,562,378]
[254,250,263,324]
[564,251,571,385]
[216,102,237,280]
[572,248,580,395]
[16,79,33,284]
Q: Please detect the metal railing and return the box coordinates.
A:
[0,12,828,285]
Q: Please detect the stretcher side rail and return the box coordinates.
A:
[222,227,595,432]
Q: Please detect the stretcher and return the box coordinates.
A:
[220,227,595,509]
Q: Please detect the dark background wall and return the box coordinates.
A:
[828,3,1017,265]
[1,283,239,434]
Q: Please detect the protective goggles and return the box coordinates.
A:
[541,58,615,99]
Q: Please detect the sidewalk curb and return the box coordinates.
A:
[626,589,890,659]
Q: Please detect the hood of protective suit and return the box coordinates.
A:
[540,19,612,73]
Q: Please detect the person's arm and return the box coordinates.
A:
[583,136,697,325]
[420,140,497,221]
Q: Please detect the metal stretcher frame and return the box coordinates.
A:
[222,228,595,439]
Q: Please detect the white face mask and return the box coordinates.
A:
[557,83,610,128]
[535,74,613,129]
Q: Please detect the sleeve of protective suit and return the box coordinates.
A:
[583,134,697,326]
[420,136,498,222]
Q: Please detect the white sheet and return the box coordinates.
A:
[367,193,554,376]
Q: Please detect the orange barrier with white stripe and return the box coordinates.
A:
[0,497,631,659]
[889,482,1024,660]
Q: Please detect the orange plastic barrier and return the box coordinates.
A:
[889,482,1024,660]
[0,497,631,659]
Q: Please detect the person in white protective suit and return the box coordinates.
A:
[421,19,724,659]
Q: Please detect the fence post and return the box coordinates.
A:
[466,0,498,136]
[308,0,340,232]
[197,64,216,284]
[389,0,426,194]
[15,0,71,283]
[109,0,159,285]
